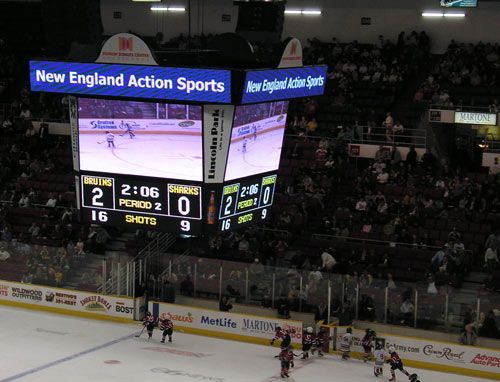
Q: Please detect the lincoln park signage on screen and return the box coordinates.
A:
[29,60,232,103]
[454,111,497,125]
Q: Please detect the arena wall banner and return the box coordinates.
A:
[203,105,234,183]
[0,279,134,322]
[334,327,500,380]
[149,301,303,347]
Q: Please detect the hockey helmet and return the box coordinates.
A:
[388,346,396,353]
[306,327,313,334]
[346,327,352,334]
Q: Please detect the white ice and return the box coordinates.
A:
[0,305,486,382]
[224,129,285,181]
[79,134,203,181]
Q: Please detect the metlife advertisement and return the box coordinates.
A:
[29,60,232,103]
[241,65,327,104]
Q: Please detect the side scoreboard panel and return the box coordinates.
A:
[218,174,277,232]
[80,173,202,234]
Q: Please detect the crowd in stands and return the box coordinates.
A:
[0,30,498,340]
[417,41,500,108]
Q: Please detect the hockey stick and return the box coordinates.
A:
[135,325,146,338]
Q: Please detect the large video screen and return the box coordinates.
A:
[224,101,288,181]
[78,98,203,181]
[440,0,477,7]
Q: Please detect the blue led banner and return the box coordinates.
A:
[29,60,232,103]
[241,65,327,104]
[440,0,477,7]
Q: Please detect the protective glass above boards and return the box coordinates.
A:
[29,60,232,104]
[241,65,327,104]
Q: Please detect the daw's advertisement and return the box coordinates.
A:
[241,65,327,104]
[29,60,232,103]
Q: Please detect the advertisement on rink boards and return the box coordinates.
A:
[334,327,500,378]
[77,118,202,135]
[0,279,134,320]
[150,301,303,346]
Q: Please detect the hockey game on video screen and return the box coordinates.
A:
[77,98,203,181]
[224,101,288,182]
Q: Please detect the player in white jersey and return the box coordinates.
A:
[340,327,353,360]
[373,343,386,377]
[105,131,115,148]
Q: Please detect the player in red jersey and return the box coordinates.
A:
[159,313,174,343]
[311,326,329,357]
[271,326,291,349]
[142,311,157,340]
[278,347,296,378]
[362,328,376,362]
[301,327,315,359]
[386,346,410,381]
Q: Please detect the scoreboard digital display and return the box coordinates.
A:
[218,174,277,232]
[80,173,203,234]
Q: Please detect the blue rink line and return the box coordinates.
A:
[0,332,137,382]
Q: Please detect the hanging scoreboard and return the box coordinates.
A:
[30,56,327,235]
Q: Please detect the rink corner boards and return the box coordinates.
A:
[0,279,136,324]
[333,325,500,381]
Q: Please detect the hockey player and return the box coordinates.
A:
[142,311,157,340]
[251,124,257,141]
[242,138,248,154]
[159,313,173,343]
[105,131,115,148]
[386,346,411,381]
[340,327,353,360]
[362,328,376,362]
[119,121,135,139]
[301,327,315,359]
[271,326,291,350]
[373,342,386,377]
[311,326,329,357]
[278,347,294,378]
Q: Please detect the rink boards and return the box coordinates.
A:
[78,118,202,135]
[149,301,304,348]
[0,279,135,322]
[333,326,500,380]
[0,280,498,380]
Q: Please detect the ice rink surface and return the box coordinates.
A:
[0,305,487,382]
[225,129,285,181]
[79,134,203,181]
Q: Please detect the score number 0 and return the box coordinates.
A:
[177,195,191,232]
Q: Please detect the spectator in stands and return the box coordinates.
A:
[376,168,389,184]
[390,146,402,165]
[479,310,499,339]
[427,275,438,295]
[46,193,57,208]
[28,222,40,238]
[321,248,337,272]
[399,298,414,326]
[162,279,176,303]
[387,273,397,290]
[219,295,233,312]
[306,118,318,135]
[484,247,498,275]
[460,323,477,346]
[406,146,417,167]
[180,274,194,296]
[0,244,10,261]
